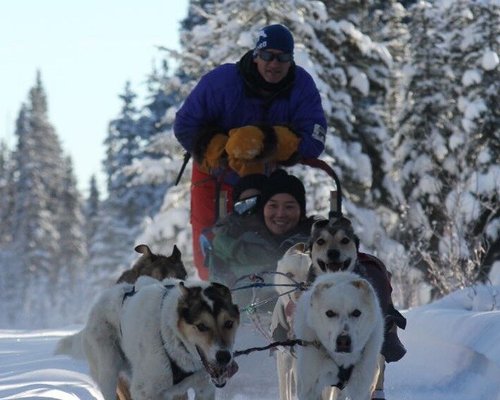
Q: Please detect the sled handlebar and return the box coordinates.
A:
[299,158,343,218]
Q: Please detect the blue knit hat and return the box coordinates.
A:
[254,24,294,55]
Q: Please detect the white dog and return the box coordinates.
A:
[57,278,240,400]
[270,243,311,400]
[294,272,384,400]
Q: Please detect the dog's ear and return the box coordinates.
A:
[339,216,354,229]
[288,242,307,254]
[135,244,153,257]
[311,280,334,302]
[178,281,190,297]
[339,218,360,250]
[306,219,329,251]
[170,244,182,261]
[208,282,232,300]
[351,279,368,291]
[312,219,329,232]
[328,216,351,230]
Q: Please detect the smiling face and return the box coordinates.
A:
[254,49,292,84]
[263,193,301,236]
[310,218,359,273]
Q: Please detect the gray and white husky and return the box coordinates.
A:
[57,278,240,400]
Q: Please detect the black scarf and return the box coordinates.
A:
[237,50,296,99]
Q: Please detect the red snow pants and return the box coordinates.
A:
[191,163,233,280]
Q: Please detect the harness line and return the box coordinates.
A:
[233,338,320,357]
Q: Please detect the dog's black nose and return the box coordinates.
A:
[216,350,232,365]
[327,249,340,260]
[336,334,351,353]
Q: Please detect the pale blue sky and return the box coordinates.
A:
[0,0,188,194]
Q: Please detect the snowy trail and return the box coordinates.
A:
[0,330,102,400]
[1,301,500,400]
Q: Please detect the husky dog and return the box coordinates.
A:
[116,244,187,284]
[308,217,359,278]
[273,217,406,400]
[294,272,384,400]
[58,279,240,400]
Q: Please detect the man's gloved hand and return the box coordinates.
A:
[273,126,301,163]
[227,157,266,176]
[200,133,228,171]
[225,126,266,160]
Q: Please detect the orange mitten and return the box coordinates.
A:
[200,133,228,171]
[228,157,266,176]
[273,126,301,162]
[225,126,266,160]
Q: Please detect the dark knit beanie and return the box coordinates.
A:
[261,169,306,216]
[254,24,294,55]
[233,174,268,202]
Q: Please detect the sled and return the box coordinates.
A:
[200,158,343,290]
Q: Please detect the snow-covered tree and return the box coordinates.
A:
[4,73,69,326]
[138,0,410,281]
[393,0,500,296]
[129,61,193,266]
[104,82,144,223]
[56,157,86,283]
[13,74,64,279]
[0,141,14,246]
[83,175,101,248]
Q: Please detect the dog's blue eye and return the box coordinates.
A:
[351,309,361,318]
[196,323,209,332]
[224,320,234,329]
[341,238,350,245]
[325,310,337,318]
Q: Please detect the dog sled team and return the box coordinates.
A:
[56,186,406,400]
[56,23,407,400]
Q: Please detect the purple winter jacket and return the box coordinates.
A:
[174,60,327,160]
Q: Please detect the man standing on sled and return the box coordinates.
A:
[174,23,327,279]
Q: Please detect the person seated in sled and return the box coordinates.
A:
[173,23,327,280]
[211,169,317,287]
[200,172,268,278]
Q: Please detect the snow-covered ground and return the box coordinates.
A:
[1,284,500,400]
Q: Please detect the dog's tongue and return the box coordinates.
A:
[226,359,239,378]
[326,262,343,271]
[210,359,239,387]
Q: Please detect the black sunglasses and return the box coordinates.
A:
[258,50,293,63]
[234,195,260,216]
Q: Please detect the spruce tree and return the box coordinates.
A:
[10,73,67,326]
[84,175,101,250]
[393,1,500,296]
[0,141,14,246]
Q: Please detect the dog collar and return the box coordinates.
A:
[165,349,194,385]
[332,364,353,390]
[121,285,136,304]
[159,284,198,384]
[314,339,354,390]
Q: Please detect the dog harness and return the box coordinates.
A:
[159,284,196,385]
[164,349,194,385]
[121,285,136,304]
[120,283,195,385]
[314,339,354,390]
[332,364,354,390]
